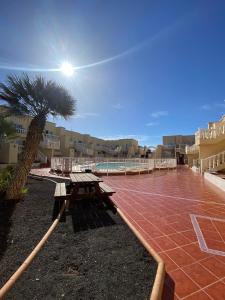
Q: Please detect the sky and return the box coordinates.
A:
[1,0,225,146]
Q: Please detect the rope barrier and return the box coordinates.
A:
[0,199,67,299]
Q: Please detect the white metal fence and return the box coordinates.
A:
[193,159,200,169]
[51,157,177,175]
[185,144,199,154]
[201,150,225,174]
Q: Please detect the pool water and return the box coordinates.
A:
[95,162,144,170]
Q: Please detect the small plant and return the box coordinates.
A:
[20,187,28,196]
[0,165,15,195]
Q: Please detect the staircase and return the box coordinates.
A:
[201,150,225,173]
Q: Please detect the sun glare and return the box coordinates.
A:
[60,62,74,77]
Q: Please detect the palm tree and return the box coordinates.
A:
[0,74,76,200]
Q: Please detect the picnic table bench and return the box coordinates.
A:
[53,173,116,222]
[99,182,115,196]
[52,182,68,222]
[54,182,67,198]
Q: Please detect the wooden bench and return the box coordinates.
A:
[99,182,116,213]
[53,182,68,222]
[99,182,115,196]
[54,182,67,198]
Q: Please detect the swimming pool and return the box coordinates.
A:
[51,157,177,175]
[95,161,149,171]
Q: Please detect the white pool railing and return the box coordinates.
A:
[51,157,177,175]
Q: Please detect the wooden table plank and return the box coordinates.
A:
[83,173,91,182]
[87,173,102,181]
[69,173,102,183]
[99,182,115,193]
[54,183,66,197]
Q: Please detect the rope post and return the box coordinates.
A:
[107,159,109,177]
[139,158,141,175]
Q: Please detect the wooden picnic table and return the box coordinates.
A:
[69,173,103,203]
[69,173,103,184]
[53,173,116,222]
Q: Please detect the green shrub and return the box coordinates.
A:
[0,165,15,194]
[20,187,28,195]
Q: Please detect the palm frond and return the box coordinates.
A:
[0,73,76,119]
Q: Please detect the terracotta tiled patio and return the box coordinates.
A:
[31,166,225,299]
[104,167,225,300]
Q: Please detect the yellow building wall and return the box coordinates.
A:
[187,153,199,167]
[44,121,58,134]
[1,108,144,160]
[0,142,18,164]
[155,146,163,158]
[163,135,195,146]
[199,139,225,159]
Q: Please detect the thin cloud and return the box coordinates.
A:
[215,103,225,109]
[72,112,99,119]
[146,121,158,127]
[113,103,124,110]
[201,100,225,110]
[200,104,211,110]
[100,134,149,143]
[150,111,168,118]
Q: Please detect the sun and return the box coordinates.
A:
[60,62,74,77]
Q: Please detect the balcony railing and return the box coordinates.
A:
[201,150,225,173]
[193,159,200,168]
[40,134,60,150]
[196,124,225,142]
[0,135,7,143]
[74,142,94,155]
[74,142,86,152]
[75,143,119,155]
[18,144,24,153]
[15,128,27,134]
[185,144,199,154]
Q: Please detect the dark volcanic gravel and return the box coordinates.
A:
[0,177,157,300]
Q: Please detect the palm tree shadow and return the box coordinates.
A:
[0,198,15,261]
[69,198,116,233]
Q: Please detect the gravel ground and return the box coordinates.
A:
[0,177,157,300]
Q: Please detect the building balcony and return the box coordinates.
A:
[40,134,60,150]
[18,144,24,153]
[94,144,115,154]
[15,127,27,136]
[74,142,94,156]
[185,144,199,155]
[0,135,7,143]
[196,124,225,145]
[86,148,94,156]
[175,144,187,154]
[74,142,85,152]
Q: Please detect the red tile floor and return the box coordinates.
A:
[31,166,225,299]
[103,167,225,300]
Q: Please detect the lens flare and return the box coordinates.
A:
[60,62,74,76]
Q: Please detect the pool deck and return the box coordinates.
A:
[104,167,225,300]
[30,166,225,299]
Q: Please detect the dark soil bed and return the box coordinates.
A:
[0,177,157,300]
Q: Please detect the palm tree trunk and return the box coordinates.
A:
[6,113,46,200]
